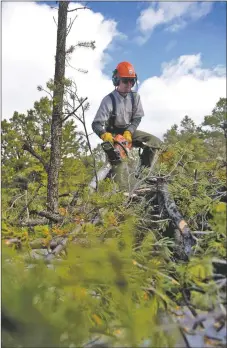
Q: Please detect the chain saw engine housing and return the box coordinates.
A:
[101,134,132,165]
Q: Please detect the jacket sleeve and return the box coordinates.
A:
[126,93,144,134]
[92,95,112,137]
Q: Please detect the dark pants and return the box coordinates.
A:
[131,129,162,149]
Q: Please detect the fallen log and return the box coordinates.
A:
[44,218,100,263]
[20,218,49,227]
[160,183,196,258]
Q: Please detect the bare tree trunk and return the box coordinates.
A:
[47,1,69,213]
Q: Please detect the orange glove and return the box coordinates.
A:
[123,130,132,143]
[101,132,114,143]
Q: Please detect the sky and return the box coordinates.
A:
[2,1,226,147]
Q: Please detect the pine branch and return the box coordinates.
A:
[22,142,49,172]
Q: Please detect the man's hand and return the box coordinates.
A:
[101,132,114,143]
[123,130,132,143]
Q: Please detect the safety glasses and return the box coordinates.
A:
[121,78,136,85]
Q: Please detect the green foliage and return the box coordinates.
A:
[159,99,226,235]
[2,228,180,348]
[201,97,227,159]
[1,94,97,224]
[2,96,226,347]
[202,97,227,131]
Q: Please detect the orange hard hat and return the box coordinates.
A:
[112,61,137,86]
[115,61,136,78]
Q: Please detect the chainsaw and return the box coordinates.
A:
[101,134,132,165]
[90,135,158,190]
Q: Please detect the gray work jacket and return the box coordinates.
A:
[92,89,144,137]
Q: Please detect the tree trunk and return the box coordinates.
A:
[47,1,69,213]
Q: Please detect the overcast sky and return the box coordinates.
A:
[2,1,226,147]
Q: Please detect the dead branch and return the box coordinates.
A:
[20,218,49,227]
[17,183,43,220]
[161,183,196,258]
[45,224,84,263]
[4,238,22,249]
[61,97,88,123]
[181,288,204,329]
[53,16,57,26]
[59,192,73,198]
[45,211,101,263]
[45,237,69,263]
[212,258,227,265]
[3,236,70,251]
[66,15,78,36]
[163,151,186,179]
[30,210,63,223]
[191,230,215,235]
[65,57,88,73]
[81,103,99,190]
[67,6,90,13]
[5,194,26,212]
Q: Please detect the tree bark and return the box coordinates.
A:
[47,1,69,213]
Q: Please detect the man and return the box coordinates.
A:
[92,61,162,167]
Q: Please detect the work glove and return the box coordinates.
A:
[123,130,132,143]
[101,132,114,143]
